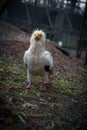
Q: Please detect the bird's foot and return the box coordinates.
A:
[40,85,46,92]
[25,82,32,89]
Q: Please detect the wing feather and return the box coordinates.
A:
[23,50,29,65]
[40,50,53,69]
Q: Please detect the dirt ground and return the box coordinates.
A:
[0,20,87,130]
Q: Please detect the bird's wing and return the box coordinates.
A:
[40,50,53,69]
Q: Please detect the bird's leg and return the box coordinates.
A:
[25,68,32,89]
[40,73,48,91]
[25,80,31,89]
[40,82,46,91]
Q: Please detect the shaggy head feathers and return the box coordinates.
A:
[30,29,46,43]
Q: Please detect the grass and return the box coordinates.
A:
[0,58,87,130]
[0,59,26,87]
[0,58,86,100]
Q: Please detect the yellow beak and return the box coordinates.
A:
[35,33,42,41]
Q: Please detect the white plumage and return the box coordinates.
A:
[23,29,53,91]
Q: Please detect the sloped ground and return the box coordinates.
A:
[0,20,87,130]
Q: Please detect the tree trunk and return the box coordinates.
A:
[76,3,87,58]
[35,0,37,6]
[85,49,87,65]
[0,0,15,16]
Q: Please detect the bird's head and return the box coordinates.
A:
[30,30,46,44]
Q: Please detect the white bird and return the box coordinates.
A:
[23,29,53,91]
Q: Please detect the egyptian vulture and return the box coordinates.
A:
[23,30,53,91]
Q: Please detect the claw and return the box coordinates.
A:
[25,82,31,89]
[40,84,46,92]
